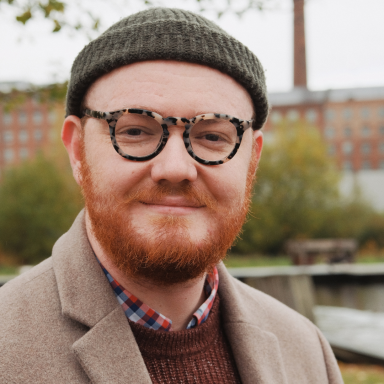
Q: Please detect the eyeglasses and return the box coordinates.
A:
[82,107,255,165]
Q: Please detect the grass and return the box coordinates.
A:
[224,254,291,268]
[224,253,384,268]
[1,253,384,273]
[356,255,384,264]
[339,362,384,384]
[0,265,18,275]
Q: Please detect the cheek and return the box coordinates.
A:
[202,162,248,207]
[203,131,253,205]
[83,133,150,194]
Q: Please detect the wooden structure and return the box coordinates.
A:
[285,239,358,265]
[315,306,384,366]
[243,274,316,322]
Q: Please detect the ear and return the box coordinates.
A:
[252,129,263,166]
[61,115,83,186]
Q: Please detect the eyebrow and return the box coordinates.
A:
[90,104,254,121]
[110,105,219,119]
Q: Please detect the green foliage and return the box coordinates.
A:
[339,363,384,384]
[358,213,384,249]
[0,0,274,36]
[15,9,32,24]
[0,82,67,112]
[224,255,291,268]
[1,0,65,32]
[0,154,83,265]
[233,121,375,254]
[39,0,65,17]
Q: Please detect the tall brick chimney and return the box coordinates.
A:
[293,0,307,88]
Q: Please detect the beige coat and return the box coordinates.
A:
[0,211,343,384]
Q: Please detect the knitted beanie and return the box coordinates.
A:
[66,7,269,130]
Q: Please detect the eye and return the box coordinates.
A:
[126,128,143,136]
[205,134,220,142]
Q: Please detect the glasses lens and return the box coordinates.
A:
[190,119,237,161]
[115,113,163,157]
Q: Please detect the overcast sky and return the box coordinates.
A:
[1,0,383,92]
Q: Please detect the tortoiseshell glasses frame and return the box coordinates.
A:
[82,107,255,165]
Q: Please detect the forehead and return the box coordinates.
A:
[84,60,254,119]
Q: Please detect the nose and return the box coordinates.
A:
[150,128,198,184]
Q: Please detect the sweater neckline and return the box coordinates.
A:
[128,294,221,359]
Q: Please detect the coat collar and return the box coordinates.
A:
[52,210,152,383]
[52,210,286,384]
[217,263,288,384]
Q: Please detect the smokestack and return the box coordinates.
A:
[293,0,307,88]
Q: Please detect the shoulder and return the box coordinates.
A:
[222,274,343,382]
[0,257,55,305]
[230,277,317,335]
[0,258,60,333]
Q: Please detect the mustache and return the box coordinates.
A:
[120,183,218,210]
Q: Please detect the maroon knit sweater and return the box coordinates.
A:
[129,295,242,384]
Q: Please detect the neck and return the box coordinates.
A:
[85,213,206,331]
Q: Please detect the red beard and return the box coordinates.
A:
[80,140,257,286]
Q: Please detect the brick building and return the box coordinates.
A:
[265,0,384,172]
[264,0,384,210]
[265,86,384,172]
[1,0,383,206]
[0,82,62,179]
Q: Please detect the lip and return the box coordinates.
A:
[139,196,204,214]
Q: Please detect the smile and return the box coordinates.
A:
[140,197,204,215]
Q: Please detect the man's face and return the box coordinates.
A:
[65,60,263,284]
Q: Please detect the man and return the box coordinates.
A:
[0,8,343,384]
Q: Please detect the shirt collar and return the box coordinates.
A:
[98,261,219,331]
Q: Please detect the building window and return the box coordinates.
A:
[270,111,282,124]
[33,111,43,125]
[2,113,12,125]
[343,108,352,120]
[287,109,299,121]
[306,109,317,123]
[3,130,13,143]
[327,144,336,156]
[325,109,334,121]
[344,127,352,137]
[380,126,384,135]
[31,96,40,106]
[380,143,384,153]
[48,110,57,123]
[362,160,371,170]
[324,126,335,139]
[343,161,353,171]
[4,149,14,163]
[361,107,370,119]
[19,148,29,160]
[34,129,43,141]
[379,107,384,118]
[342,141,353,154]
[361,143,371,154]
[19,130,28,143]
[380,160,384,170]
[18,111,27,125]
[361,126,371,137]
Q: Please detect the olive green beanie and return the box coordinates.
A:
[66,7,269,129]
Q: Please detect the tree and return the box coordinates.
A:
[0,0,279,35]
[0,153,83,265]
[233,121,374,254]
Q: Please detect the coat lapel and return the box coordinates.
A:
[72,307,152,384]
[52,210,151,384]
[218,263,289,384]
[52,211,287,383]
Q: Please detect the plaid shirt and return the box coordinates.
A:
[99,262,219,331]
